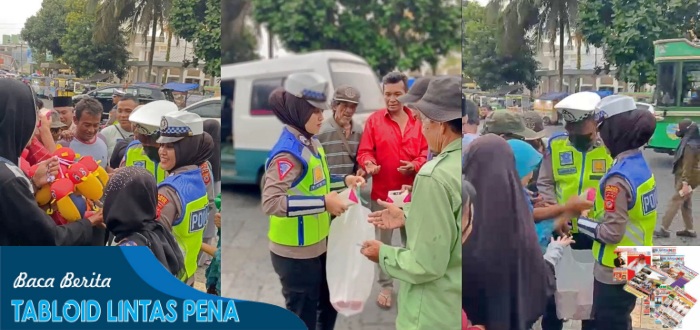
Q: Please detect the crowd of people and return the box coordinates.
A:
[0,78,222,294]
[462,91,659,330]
[260,72,462,329]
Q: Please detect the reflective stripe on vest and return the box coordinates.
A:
[159,168,209,279]
[593,152,657,267]
[124,141,167,183]
[267,128,331,247]
[549,135,612,233]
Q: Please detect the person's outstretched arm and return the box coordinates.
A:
[0,177,93,246]
[378,176,457,284]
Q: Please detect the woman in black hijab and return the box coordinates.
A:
[463,134,550,330]
[104,166,185,278]
[0,79,102,246]
[155,111,215,285]
[556,95,657,330]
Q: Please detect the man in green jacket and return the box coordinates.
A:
[361,76,462,330]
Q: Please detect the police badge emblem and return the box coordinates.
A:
[559,151,574,166]
[560,109,577,122]
[160,117,168,132]
[592,159,607,173]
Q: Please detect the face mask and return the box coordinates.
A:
[144,146,160,163]
[569,134,594,151]
[677,130,684,137]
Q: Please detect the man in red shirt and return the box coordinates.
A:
[357,72,428,309]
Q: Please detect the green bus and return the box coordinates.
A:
[648,38,700,154]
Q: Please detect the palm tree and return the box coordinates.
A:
[90,0,172,83]
[489,0,579,92]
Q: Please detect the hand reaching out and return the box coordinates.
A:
[551,235,576,247]
[367,199,405,229]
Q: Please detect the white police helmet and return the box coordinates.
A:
[554,92,601,123]
[129,100,179,134]
[595,95,638,125]
[156,111,204,144]
[283,72,329,110]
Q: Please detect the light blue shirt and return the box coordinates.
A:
[462,133,479,147]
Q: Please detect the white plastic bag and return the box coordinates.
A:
[326,202,376,317]
[554,247,595,320]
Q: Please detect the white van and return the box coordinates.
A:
[220,50,385,187]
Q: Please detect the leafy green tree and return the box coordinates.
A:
[463,0,538,91]
[90,0,172,83]
[254,0,460,76]
[579,0,700,88]
[21,0,69,59]
[221,0,259,65]
[61,0,129,78]
[170,0,221,77]
[489,0,578,91]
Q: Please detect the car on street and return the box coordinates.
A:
[181,96,221,123]
[73,84,175,122]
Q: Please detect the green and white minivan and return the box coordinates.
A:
[220,50,385,189]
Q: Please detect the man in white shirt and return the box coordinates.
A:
[101,94,137,159]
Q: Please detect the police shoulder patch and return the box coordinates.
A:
[156,194,169,219]
[604,184,620,212]
[277,158,294,180]
[200,163,211,185]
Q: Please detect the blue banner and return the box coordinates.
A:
[0,247,305,330]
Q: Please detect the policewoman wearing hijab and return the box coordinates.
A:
[156,111,214,285]
[261,72,365,330]
[463,134,550,330]
[555,95,657,330]
[123,100,179,183]
[104,166,185,278]
[0,79,104,245]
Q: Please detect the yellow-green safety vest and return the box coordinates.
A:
[267,128,331,247]
[593,152,656,267]
[124,140,167,184]
[549,133,612,233]
[159,167,209,279]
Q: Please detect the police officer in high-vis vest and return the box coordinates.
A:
[124,100,178,183]
[155,111,214,285]
[556,95,657,330]
[537,91,613,251]
[261,72,365,330]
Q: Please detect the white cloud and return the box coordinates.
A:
[0,1,44,38]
